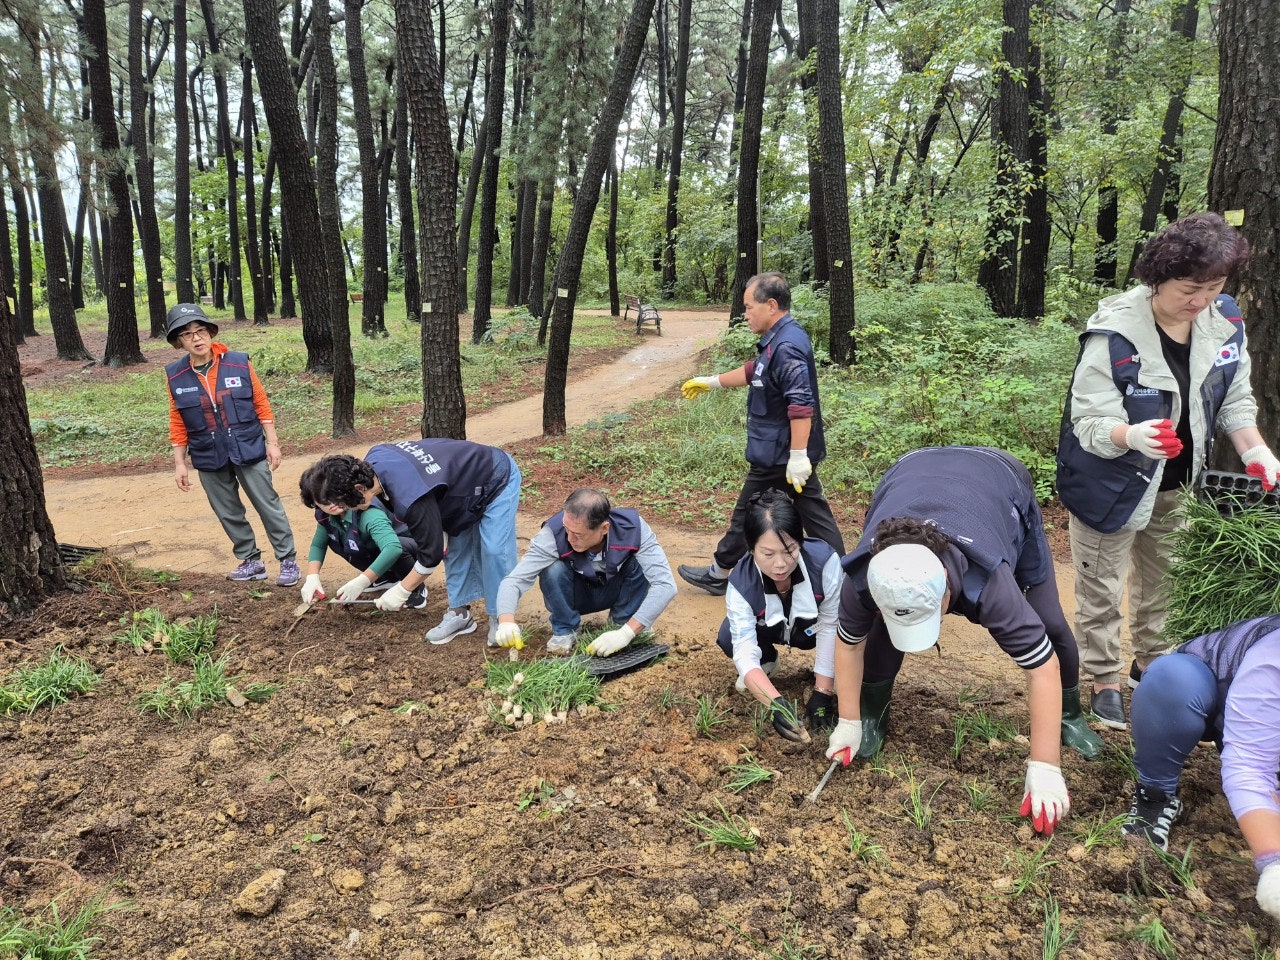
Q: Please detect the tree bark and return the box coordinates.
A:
[660,0,691,299]
[730,0,774,321]
[543,0,658,435]
[259,143,277,313]
[1016,6,1048,321]
[394,66,421,324]
[200,0,247,321]
[345,0,389,337]
[1209,0,1280,449]
[528,175,555,323]
[130,0,168,339]
[242,0,351,434]
[240,57,269,325]
[456,108,489,315]
[815,0,854,363]
[86,0,145,367]
[1092,0,1132,287]
[472,0,511,343]
[174,0,195,302]
[313,1,351,342]
[395,0,467,439]
[795,0,827,285]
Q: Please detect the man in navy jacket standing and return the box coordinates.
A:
[677,272,844,595]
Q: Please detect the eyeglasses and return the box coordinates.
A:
[178,328,209,341]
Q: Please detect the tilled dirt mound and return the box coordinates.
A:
[1,574,1270,959]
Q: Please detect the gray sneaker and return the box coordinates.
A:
[426,609,476,645]
[228,558,267,581]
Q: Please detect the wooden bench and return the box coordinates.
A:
[623,294,661,335]
[199,295,214,306]
[350,292,364,303]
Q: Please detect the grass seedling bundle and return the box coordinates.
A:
[0,648,100,714]
[486,657,606,727]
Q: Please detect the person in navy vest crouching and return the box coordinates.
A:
[164,303,299,587]
[1121,615,1280,924]
[829,446,1101,836]
[717,489,842,744]
[295,464,424,610]
[300,440,521,646]
[1056,213,1279,731]
[492,488,677,656]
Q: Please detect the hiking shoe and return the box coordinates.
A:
[406,585,428,611]
[1090,687,1127,730]
[227,558,267,582]
[276,559,301,587]
[735,656,777,694]
[678,563,728,596]
[426,609,476,645]
[1123,784,1183,851]
[1128,659,1144,689]
[547,633,577,655]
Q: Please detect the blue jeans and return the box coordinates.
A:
[1131,652,1221,793]
[443,455,521,616]
[537,558,648,636]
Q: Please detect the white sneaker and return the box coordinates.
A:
[735,657,777,694]
[426,609,476,645]
[547,633,577,655]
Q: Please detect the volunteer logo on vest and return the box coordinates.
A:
[1125,384,1158,397]
[225,377,242,387]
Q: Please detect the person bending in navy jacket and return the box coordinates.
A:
[677,273,844,596]
[300,439,521,646]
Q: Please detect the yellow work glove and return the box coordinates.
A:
[680,375,721,400]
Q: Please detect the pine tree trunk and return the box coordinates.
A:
[1209,0,1280,448]
[456,109,489,315]
[345,0,388,337]
[1016,7,1048,321]
[661,0,691,299]
[795,0,827,285]
[606,159,620,317]
[313,3,351,341]
[243,0,351,431]
[731,0,774,321]
[200,0,246,322]
[542,0,659,435]
[260,143,277,312]
[130,0,168,338]
[528,175,555,322]
[174,1,194,304]
[472,0,511,343]
[394,67,422,324]
[815,0,855,363]
[241,58,269,325]
[395,0,467,439]
[1093,0,1131,287]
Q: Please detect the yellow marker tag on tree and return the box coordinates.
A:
[1224,209,1245,226]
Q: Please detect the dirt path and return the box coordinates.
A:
[42,306,1054,683]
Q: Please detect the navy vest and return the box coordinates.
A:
[1056,294,1244,533]
[745,315,826,467]
[365,439,511,536]
[842,447,1033,606]
[316,498,408,571]
[1177,614,1280,744]
[545,508,642,583]
[166,350,266,470]
[730,537,834,642]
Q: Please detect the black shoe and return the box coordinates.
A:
[678,563,728,596]
[1122,784,1183,851]
[405,585,427,610]
[1089,687,1127,730]
[1128,660,1144,689]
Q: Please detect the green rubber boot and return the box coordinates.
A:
[857,679,895,759]
[1061,685,1104,760]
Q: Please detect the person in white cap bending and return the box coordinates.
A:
[826,446,1099,836]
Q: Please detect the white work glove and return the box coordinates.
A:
[335,573,373,603]
[786,449,812,492]
[825,718,861,765]
[1020,760,1070,835]
[373,582,412,612]
[1257,862,1280,920]
[1125,418,1183,460]
[494,622,524,650]
[586,624,635,657]
[300,574,326,605]
[1242,444,1280,492]
[680,375,721,400]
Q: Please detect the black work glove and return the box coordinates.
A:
[770,696,806,743]
[805,690,837,735]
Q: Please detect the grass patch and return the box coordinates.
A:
[841,809,886,863]
[0,648,100,715]
[693,694,731,739]
[1040,893,1078,960]
[724,749,775,794]
[0,891,132,959]
[1125,915,1176,959]
[486,657,606,724]
[114,608,218,663]
[1069,810,1128,852]
[686,799,758,852]
[136,651,278,722]
[951,708,1021,759]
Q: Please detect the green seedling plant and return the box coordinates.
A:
[725,749,774,794]
[1242,925,1277,960]
[576,620,658,651]
[749,702,771,738]
[114,607,218,663]
[841,808,886,863]
[1126,915,1176,960]
[1040,893,1079,960]
[963,778,994,811]
[517,778,555,811]
[1153,840,1198,891]
[1103,737,1139,781]
[1070,811,1128,852]
[725,917,823,960]
[693,694,731,739]
[136,652,277,721]
[952,709,1021,758]
[1003,842,1058,898]
[0,891,132,959]
[655,686,689,710]
[686,799,759,852]
[900,771,945,830]
[486,657,606,726]
[0,648,100,715]
[392,700,426,716]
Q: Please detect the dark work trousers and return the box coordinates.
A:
[860,577,1081,689]
[712,464,845,571]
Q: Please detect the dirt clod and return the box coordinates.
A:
[232,868,287,916]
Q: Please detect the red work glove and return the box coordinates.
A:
[1020,761,1070,835]
[1125,419,1183,460]
[1242,445,1280,492]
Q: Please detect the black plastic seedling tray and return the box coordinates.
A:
[1196,470,1280,514]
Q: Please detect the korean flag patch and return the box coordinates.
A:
[1215,343,1239,367]
[224,376,243,387]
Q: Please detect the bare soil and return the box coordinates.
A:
[3,310,1271,958]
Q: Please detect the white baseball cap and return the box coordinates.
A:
[867,543,947,653]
